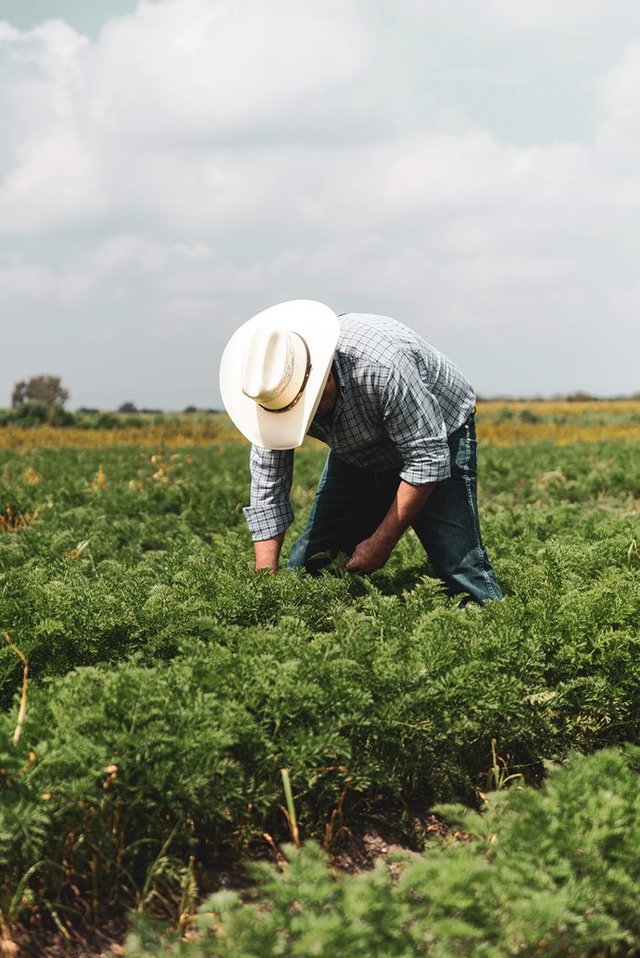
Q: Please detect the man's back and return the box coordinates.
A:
[329,312,475,435]
[307,312,476,478]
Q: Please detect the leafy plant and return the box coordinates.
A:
[0,432,639,943]
[124,748,640,958]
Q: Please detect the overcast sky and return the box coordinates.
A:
[1,0,639,409]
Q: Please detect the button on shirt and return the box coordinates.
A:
[244,313,476,541]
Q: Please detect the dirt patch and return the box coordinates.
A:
[8,918,126,958]
[6,813,462,958]
[329,811,457,874]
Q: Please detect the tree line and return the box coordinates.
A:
[5,376,220,425]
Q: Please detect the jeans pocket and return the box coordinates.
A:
[452,432,477,476]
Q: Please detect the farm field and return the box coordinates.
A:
[0,402,639,956]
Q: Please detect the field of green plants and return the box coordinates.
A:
[1,417,639,956]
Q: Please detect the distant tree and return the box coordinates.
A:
[184,405,198,413]
[566,391,597,402]
[12,375,69,409]
[11,381,28,408]
[118,401,138,413]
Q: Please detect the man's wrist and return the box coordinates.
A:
[371,524,400,552]
[253,533,284,571]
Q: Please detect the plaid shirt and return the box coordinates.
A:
[244,313,476,541]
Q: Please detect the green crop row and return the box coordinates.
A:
[126,747,640,958]
[0,441,639,947]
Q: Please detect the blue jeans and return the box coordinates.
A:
[288,416,502,605]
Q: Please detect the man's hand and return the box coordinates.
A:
[346,534,394,574]
[346,479,436,575]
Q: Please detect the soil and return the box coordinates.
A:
[6,813,465,958]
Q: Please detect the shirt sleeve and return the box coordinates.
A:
[243,445,295,540]
[380,360,451,484]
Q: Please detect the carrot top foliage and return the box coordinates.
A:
[0,432,639,952]
[128,747,640,958]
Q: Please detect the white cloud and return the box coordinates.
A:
[82,0,375,143]
[1,0,640,405]
[398,0,640,40]
[597,39,640,168]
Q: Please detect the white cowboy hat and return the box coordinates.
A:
[219,300,340,449]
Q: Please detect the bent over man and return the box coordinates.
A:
[219,300,502,605]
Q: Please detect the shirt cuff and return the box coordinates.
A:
[400,454,451,485]
[243,502,294,541]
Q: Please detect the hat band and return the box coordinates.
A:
[259,341,312,414]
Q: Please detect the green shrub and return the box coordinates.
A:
[124,748,640,958]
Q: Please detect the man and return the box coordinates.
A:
[219,300,502,604]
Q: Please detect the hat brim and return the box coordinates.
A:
[219,300,340,449]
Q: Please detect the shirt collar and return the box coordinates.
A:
[331,354,346,424]
[311,352,346,433]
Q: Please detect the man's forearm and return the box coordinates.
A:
[374,479,435,549]
[346,480,436,574]
[253,533,285,571]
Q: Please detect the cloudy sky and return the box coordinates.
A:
[1,0,639,409]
